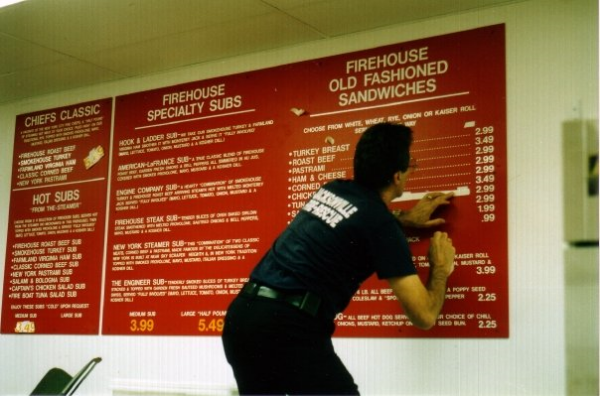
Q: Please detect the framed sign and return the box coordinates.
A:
[2,99,112,334]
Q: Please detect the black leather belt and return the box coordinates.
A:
[241,282,321,317]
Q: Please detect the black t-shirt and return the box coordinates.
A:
[250,179,416,320]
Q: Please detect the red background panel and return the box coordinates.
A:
[1,25,506,338]
[2,98,112,334]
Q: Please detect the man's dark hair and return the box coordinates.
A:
[353,122,413,191]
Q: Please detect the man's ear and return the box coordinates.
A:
[393,170,404,185]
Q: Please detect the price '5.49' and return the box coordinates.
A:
[198,318,224,333]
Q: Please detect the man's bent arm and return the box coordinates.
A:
[387,231,455,330]
[387,272,448,330]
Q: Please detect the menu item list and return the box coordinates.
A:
[2,99,112,334]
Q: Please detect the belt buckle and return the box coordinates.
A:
[242,282,259,296]
[299,291,321,317]
[245,282,321,317]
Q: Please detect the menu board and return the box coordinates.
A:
[102,24,507,337]
[2,25,507,337]
[1,99,112,334]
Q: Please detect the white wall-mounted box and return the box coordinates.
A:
[563,119,598,243]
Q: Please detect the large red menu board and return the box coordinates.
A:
[1,99,112,334]
[103,25,507,337]
[2,25,506,337]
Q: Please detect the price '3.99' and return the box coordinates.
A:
[130,319,154,332]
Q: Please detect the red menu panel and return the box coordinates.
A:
[103,25,507,337]
[103,69,305,334]
[1,99,112,334]
[321,27,508,337]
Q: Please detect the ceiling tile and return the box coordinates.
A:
[82,12,325,76]
[0,0,276,56]
[281,0,449,36]
[0,33,67,74]
[268,0,518,36]
[261,0,326,9]
[0,58,125,104]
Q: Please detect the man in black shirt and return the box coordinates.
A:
[222,122,456,395]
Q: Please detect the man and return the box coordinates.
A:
[222,122,456,395]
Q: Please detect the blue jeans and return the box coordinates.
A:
[222,292,360,395]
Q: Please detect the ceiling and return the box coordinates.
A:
[0,0,520,105]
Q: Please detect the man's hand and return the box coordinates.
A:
[394,192,454,228]
[428,231,456,277]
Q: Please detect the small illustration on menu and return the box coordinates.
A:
[83,145,105,169]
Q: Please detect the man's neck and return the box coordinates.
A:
[379,185,398,206]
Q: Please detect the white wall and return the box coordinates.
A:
[1,0,597,395]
